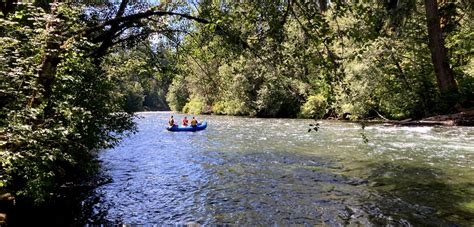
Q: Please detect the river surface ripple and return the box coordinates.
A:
[83,112,474,225]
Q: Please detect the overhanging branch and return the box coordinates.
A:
[82,10,210,37]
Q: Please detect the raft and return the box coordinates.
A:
[166,121,207,132]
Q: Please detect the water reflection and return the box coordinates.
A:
[82,112,474,225]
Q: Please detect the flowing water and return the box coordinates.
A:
[82,112,474,225]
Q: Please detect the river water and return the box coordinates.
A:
[82,112,474,225]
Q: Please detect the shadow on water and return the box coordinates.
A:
[190,150,376,225]
[364,162,474,226]
[6,170,112,227]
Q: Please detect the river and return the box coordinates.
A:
[81,112,474,225]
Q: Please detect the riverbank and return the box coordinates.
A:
[172,108,474,126]
[372,109,474,126]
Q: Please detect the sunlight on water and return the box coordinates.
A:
[82,112,474,225]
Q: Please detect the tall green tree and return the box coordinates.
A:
[424,0,458,93]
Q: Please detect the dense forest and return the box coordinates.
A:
[0,0,472,215]
[167,0,473,119]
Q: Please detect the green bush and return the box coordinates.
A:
[182,96,206,114]
[166,75,189,111]
[212,100,251,116]
[224,100,250,115]
[299,94,328,119]
[212,101,226,115]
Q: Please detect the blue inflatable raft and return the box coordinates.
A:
[167,121,207,132]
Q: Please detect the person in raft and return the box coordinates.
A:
[190,117,198,127]
[168,115,175,126]
[182,116,189,126]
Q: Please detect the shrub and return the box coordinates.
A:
[299,94,328,119]
[166,75,189,111]
[212,101,226,115]
[182,96,206,114]
[212,100,251,116]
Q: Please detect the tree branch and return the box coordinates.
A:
[93,0,130,58]
[82,10,210,37]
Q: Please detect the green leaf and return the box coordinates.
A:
[15,13,23,20]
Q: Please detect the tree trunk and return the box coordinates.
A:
[318,0,327,12]
[93,0,129,59]
[424,0,457,93]
[28,3,61,115]
[0,0,17,17]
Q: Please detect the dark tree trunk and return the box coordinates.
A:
[318,0,327,12]
[0,0,17,17]
[93,0,129,59]
[386,0,398,10]
[424,0,458,93]
[35,40,61,115]
[29,5,61,114]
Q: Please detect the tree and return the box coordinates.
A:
[0,0,222,204]
[424,0,458,93]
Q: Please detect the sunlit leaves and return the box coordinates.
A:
[168,0,471,120]
[1,3,136,204]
